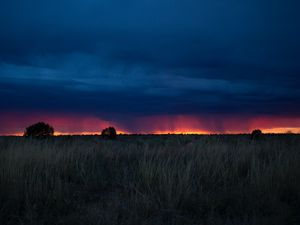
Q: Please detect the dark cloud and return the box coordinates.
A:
[1,0,300,131]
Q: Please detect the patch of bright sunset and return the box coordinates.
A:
[1,113,299,135]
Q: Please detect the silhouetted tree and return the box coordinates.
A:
[24,122,54,137]
[251,129,262,140]
[101,127,117,140]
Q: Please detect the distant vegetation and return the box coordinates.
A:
[23,122,54,137]
[101,127,117,139]
[251,129,263,140]
[22,122,119,138]
[0,134,299,225]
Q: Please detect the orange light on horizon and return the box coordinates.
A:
[3,130,129,136]
[0,112,128,136]
[2,128,300,136]
[261,127,300,134]
[4,132,24,136]
[54,130,128,136]
[1,112,300,136]
[152,129,209,135]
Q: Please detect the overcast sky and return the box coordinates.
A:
[1,0,300,134]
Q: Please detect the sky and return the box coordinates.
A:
[1,0,300,135]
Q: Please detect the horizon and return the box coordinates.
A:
[3,130,300,136]
[3,131,300,136]
[2,117,300,136]
[1,113,300,136]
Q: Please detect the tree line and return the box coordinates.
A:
[24,122,117,139]
[23,121,263,140]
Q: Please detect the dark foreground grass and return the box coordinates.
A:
[0,134,300,225]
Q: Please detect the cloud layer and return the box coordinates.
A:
[1,0,300,133]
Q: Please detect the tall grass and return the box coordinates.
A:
[0,135,299,225]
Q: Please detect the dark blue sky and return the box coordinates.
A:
[1,0,300,133]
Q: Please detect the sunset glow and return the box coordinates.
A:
[1,0,299,137]
[1,112,299,135]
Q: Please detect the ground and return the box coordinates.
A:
[0,134,300,225]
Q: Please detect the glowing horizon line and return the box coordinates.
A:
[2,127,300,137]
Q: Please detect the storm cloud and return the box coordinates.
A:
[1,0,300,133]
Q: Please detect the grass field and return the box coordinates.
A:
[0,134,300,225]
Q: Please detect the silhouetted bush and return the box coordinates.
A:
[251,129,263,140]
[24,122,54,137]
[101,127,117,140]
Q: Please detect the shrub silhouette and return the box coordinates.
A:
[251,129,263,140]
[101,127,117,140]
[24,122,54,137]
